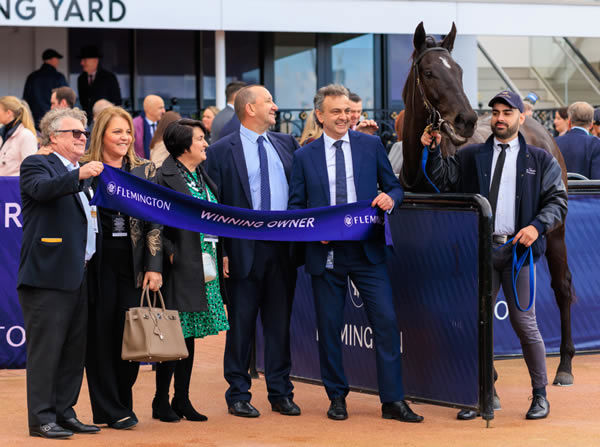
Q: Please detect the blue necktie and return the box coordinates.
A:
[257,135,271,211]
[334,140,347,205]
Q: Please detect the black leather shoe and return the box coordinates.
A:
[108,415,138,429]
[526,395,550,420]
[382,401,424,423]
[29,423,73,439]
[271,397,301,416]
[58,418,100,433]
[457,409,478,420]
[327,397,348,420]
[228,401,260,418]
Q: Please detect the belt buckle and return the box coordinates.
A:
[494,234,508,244]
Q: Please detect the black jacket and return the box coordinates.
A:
[18,153,100,291]
[426,133,568,261]
[22,63,68,126]
[156,155,228,312]
[77,67,122,119]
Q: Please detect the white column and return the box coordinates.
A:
[215,30,226,109]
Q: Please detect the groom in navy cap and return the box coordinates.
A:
[422,90,568,420]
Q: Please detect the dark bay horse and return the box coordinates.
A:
[400,22,575,386]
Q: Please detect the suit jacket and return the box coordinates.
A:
[156,155,228,311]
[17,153,100,291]
[288,131,404,276]
[205,129,300,279]
[555,127,600,179]
[133,114,152,159]
[218,114,241,142]
[210,106,235,142]
[426,133,568,261]
[77,67,122,119]
[22,63,68,126]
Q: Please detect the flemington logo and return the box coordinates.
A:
[107,182,117,195]
[344,214,383,227]
[107,183,172,211]
[344,215,353,227]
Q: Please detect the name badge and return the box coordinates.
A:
[90,206,99,233]
[204,234,219,244]
[326,250,334,269]
[112,215,128,237]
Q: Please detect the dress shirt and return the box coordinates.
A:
[323,131,357,205]
[490,136,519,235]
[54,152,96,261]
[239,124,288,210]
[145,116,157,138]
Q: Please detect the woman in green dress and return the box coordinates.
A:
[154,119,229,422]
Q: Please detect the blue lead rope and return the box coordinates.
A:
[421,146,440,193]
[496,238,535,312]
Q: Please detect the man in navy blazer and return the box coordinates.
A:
[424,91,568,421]
[205,85,301,418]
[18,108,104,438]
[288,84,423,423]
[555,101,600,179]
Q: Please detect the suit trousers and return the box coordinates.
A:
[492,242,548,389]
[311,242,404,403]
[224,241,296,405]
[18,272,88,427]
[86,240,140,424]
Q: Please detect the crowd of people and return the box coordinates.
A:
[1,46,599,440]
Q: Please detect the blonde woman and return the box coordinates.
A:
[201,106,220,144]
[82,106,163,430]
[299,110,322,146]
[0,96,38,175]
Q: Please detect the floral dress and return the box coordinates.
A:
[178,167,229,339]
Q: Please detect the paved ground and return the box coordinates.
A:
[1,332,598,447]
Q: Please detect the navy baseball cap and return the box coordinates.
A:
[488,90,524,113]
[594,108,600,124]
[42,48,63,60]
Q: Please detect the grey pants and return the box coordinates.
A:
[493,242,548,389]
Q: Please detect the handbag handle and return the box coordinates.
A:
[151,289,167,312]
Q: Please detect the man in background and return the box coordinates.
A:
[348,92,378,135]
[23,48,68,127]
[77,45,122,121]
[211,81,246,142]
[50,87,77,110]
[133,95,165,159]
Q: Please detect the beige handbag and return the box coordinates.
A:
[122,287,189,362]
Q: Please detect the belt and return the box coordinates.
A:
[492,234,514,244]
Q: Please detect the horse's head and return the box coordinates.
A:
[407,22,478,145]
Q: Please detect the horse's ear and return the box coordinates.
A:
[441,22,457,52]
[413,22,427,52]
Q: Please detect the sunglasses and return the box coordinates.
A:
[55,129,90,139]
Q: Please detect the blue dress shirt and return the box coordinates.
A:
[239,124,288,210]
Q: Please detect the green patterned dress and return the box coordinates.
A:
[178,169,229,339]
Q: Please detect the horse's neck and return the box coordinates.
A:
[402,102,429,189]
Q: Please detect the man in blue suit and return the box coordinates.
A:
[205,85,301,418]
[555,101,600,179]
[288,84,423,423]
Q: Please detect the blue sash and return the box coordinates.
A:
[90,165,385,242]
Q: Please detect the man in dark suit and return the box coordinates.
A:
[77,45,122,121]
[555,101,600,179]
[288,84,423,423]
[18,107,104,438]
[205,85,300,418]
[424,90,568,420]
[211,81,246,142]
[22,48,68,127]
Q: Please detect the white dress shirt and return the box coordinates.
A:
[323,131,357,205]
[490,136,519,235]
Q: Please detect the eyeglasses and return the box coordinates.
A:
[55,129,90,139]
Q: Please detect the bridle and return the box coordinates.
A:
[411,46,450,133]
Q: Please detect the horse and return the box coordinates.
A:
[400,22,575,387]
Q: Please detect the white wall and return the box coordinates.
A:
[0,27,68,98]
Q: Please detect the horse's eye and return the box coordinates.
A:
[424,71,433,79]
